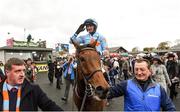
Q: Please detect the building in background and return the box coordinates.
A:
[54,43,69,58]
[109,46,128,57]
[0,38,53,72]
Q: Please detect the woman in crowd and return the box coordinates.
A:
[150,56,171,92]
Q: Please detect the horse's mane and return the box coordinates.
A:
[76,44,97,53]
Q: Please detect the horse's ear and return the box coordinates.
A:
[71,38,80,49]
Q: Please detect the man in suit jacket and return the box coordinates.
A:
[0,58,63,111]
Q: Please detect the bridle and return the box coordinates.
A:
[77,47,102,82]
[75,47,103,111]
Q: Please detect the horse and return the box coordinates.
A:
[71,39,110,111]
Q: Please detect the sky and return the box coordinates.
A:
[0,0,180,53]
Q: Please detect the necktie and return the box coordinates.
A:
[11,88,18,93]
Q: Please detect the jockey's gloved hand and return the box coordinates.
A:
[75,24,85,34]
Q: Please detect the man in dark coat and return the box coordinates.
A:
[166,53,179,100]
[54,60,63,89]
[0,68,5,82]
[48,60,55,84]
[0,58,63,111]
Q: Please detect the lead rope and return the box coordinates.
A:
[80,89,88,111]
[80,72,88,111]
[72,66,78,111]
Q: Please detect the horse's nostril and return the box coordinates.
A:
[95,86,109,99]
[103,88,109,94]
[96,86,104,91]
[95,86,109,93]
[95,86,104,95]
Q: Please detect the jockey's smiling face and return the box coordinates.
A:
[86,24,95,33]
[134,60,151,81]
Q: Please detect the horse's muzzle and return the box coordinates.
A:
[95,86,109,99]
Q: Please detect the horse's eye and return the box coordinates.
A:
[79,57,85,62]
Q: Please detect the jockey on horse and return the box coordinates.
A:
[70,18,109,57]
[70,18,110,110]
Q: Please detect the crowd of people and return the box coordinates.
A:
[45,50,180,111]
[47,56,77,102]
[103,52,180,101]
[0,18,180,111]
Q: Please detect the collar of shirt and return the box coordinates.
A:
[6,83,19,91]
[88,32,99,37]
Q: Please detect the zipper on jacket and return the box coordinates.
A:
[142,94,145,100]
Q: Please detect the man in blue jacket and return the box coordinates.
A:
[108,58,176,111]
[61,56,76,102]
[70,18,109,56]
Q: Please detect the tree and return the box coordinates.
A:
[132,46,140,53]
[143,47,156,52]
[157,41,171,50]
[174,39,180,45]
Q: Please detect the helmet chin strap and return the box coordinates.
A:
[89,28,96,36]
[90,31,96,36]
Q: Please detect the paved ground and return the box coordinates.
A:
[35,72,180,111]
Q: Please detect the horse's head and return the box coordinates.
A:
[72,39,110,101]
